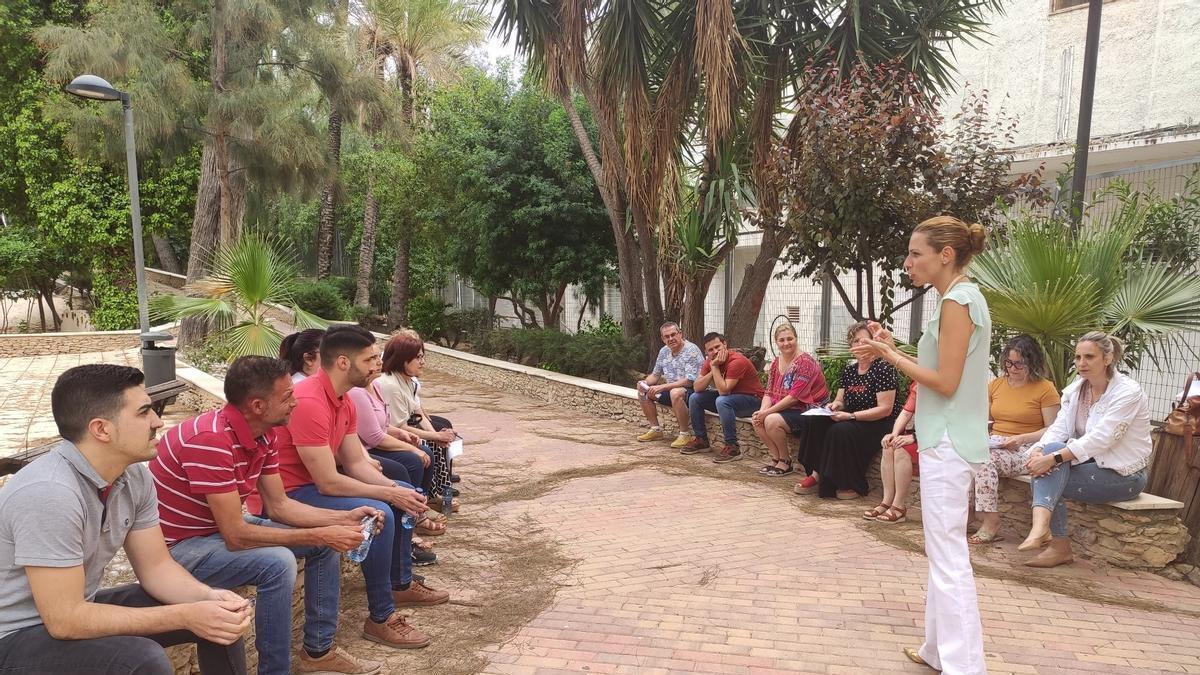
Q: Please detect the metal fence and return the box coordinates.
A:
[438,158,1200,418]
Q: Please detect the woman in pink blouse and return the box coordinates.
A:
[751,323,830,477]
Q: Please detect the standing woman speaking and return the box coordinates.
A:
[852,216,990,674]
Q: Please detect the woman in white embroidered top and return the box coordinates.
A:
[1017,331,1151,568]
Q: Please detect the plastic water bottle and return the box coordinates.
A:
[401,488,423,530]
[345,515,377,563]
[441,481,453,520]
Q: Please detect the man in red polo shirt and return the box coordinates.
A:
[274,325,449,650]
[151,356,384,675]
[682,331,765,463]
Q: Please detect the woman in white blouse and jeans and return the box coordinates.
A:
[1018,331,1152,568]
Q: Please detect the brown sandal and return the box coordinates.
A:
[415,518,446,536]
[875,505,907,523]
[862,503,890,520]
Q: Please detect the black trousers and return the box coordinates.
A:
[0,583,246,675]
[797,417,892,498]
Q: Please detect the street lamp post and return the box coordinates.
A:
[65,74,175,385]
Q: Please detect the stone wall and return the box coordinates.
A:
[0,324,179,358]
[0,331,142,357]
[425,344,1192,570]
[423,344,773,457]
[994,477,1191,570]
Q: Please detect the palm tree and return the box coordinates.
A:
[150,236,327,359]
[973,207,1200,388]
[354,0,488,325]
[494,0,1005,350]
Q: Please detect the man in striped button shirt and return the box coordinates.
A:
[150,356,383,675]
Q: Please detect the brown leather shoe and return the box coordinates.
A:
[362,613,430,649]
[392,580,450,607]
[296,645,383,673]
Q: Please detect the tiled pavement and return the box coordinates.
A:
[2,350,1200,674]
[0,349,144,454]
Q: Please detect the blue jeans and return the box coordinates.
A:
[1030,442,1148,537]
[687,391,761,445]
[288,483,413,623]
[369,447,426,488]
[168,516,339,675]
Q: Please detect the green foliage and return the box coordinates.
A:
[441,308,494,347]
[973,206,1200,389]
[90,267,139,330]
[775,63,1045,322]
[416,68,615,328]
[406,295,451,342]
[473,328,644,385]
[291,280,350,321]
[1099,172,1200,273]
[578,314,623,339]
[150,235,327,358]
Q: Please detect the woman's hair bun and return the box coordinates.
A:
[967,223,987,254]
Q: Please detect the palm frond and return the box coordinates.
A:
[222,322,286,359]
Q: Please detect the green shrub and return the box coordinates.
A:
[291,280,349,321]
[473,327,644,385]
[578,313,622,339]
[407,295,450,340]
[442,308,493,347]
[90,269,140,330]
[325,276,357,305]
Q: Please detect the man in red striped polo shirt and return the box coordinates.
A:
[150,356,383,675]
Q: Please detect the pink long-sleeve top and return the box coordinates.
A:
[347,383,390,450]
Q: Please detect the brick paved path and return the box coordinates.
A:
[3,351,1199,674]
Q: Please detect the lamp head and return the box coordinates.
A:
[65,74,124,102]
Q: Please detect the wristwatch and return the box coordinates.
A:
[1052,452,1064,465]
[850,413,858,421]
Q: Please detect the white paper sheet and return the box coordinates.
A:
[447,439,464,460]
[988,435,1007,449]
[1188,379,1200,399]
[802,406,834,417]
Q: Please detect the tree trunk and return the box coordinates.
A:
[316,110,343,280]
[725,223,788,347]
[151,233,182,274]
[559,92,648,346]
[663,268,686,333]
[387,231,410,329]
[355,174,379,308]
[180,142,223,346]
[39,284,62,331]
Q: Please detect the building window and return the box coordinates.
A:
[1051,0,1116,13]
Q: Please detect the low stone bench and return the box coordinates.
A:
[995,474,1188,569]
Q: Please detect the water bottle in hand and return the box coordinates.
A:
[346,515,377,563]
[401,488,423,530]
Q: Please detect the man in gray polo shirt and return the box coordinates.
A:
[0,364,251,674]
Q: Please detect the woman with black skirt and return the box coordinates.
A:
[795,321,899,499]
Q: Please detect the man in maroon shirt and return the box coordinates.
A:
[151,356,384,675]
[682,332,765,463]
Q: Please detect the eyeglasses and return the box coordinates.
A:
[1003,359,1027,370]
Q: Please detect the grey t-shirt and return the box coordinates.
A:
[0,441,159,639]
